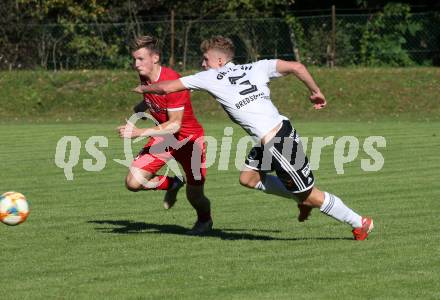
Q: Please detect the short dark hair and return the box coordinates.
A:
[131,35,161,55]
[200,36,235,59]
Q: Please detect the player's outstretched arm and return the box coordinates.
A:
[276,60,327,110]
[133,79,187,95]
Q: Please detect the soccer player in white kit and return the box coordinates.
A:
[133,36,374,240]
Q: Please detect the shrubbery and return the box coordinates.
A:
[0,2,438,69]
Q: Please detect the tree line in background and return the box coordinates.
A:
[0,0,439,70]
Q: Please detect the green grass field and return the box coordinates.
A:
[1,120,439,299]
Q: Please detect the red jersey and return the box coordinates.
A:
[140,66,204,141]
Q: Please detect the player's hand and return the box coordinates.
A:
[133,85,145,94]
[117,120,142,138]
[309,91,327,110]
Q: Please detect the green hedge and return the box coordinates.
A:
[1,68,439,122]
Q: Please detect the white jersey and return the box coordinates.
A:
[180,60,287,140]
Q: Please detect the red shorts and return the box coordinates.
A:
[131,135,206,185]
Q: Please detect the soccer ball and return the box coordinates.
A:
[0,191,30,226]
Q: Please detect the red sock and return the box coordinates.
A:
[144,176,174,190]
[197,210,212,222]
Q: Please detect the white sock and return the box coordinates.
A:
[254,175,298,202]
[320,192,362,228]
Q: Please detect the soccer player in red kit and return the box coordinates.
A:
[117,36,212,234]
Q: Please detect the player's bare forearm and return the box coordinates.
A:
[276,60,320,93]
[117,110,183,138]
[293,65,321,94]
[276,60,327,110]
[133,79,187,95]
[134,82,167,95]
[140,121,181,136]
[117,120,181,138]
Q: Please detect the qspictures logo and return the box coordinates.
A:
[54,113,386,183]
